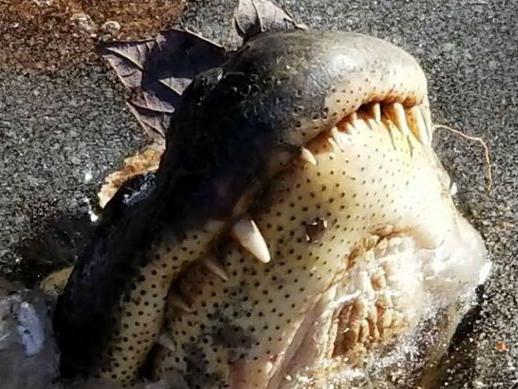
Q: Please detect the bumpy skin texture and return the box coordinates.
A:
[53,31,486,388]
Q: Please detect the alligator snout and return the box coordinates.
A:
[53,31,488,388]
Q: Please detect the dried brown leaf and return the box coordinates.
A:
[101,1,305,138]
[229,0,306,48]
[101,29,226,140]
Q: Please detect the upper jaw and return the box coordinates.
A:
[158,30,431,221]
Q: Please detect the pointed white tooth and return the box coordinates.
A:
[345,121,357,135]
[169,294,193,313]
[421,106,433,141]
[390,103,411,136]
[331,126,349,151]
[407,106,430,145]
[300,147,317,165]
[366,118,378,131]
[372,103,381,123]
[349,113,361,133]
[232,219,271,263]
[202,258,229,281]
[355,119,370,133]
[327,137,339,152]
[420,98,433,135]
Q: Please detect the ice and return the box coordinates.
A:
[0,285,59,389]
[16,302,45,356]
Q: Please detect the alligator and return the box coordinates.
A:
[53,30,488,388]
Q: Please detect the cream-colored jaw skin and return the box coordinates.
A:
[150,104,488,388]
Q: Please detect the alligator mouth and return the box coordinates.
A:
[159,95,486,389]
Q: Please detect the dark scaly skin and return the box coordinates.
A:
[53,31,430,384]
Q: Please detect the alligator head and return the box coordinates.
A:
[53,31,488,388]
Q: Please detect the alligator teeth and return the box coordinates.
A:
[327,137,340,153]
[232,219,271,263]
[300,147,317,165]
[407,106,430,145]
[366,118,378,131]
[202,258,229,281]
[420,99,433,135]
[331,126,350,151]
[344,122,356,135]
[388,102,411,136]
[372,103,381,123]
[355,119,371,133]
[350,112,361,132]
[169,293,193,313]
